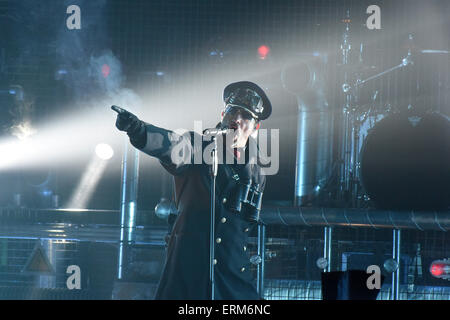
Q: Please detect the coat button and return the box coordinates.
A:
[213,259,217,265]
[222,198,227,204]
[221,217,227,223]
[240,267,246,272]
[243,246,247,251]
[244,228,249,232]
[216,237,222,244]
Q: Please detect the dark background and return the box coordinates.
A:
[0,0,449,300]
[1,0,449,211]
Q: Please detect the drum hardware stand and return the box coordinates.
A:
[339,22,415,207]
[338,9,352,205]
[344,51,414,92]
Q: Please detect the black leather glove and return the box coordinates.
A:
[114,107,147,148]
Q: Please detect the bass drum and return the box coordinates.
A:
[360,111,450,210]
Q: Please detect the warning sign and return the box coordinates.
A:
[22,241,55,274]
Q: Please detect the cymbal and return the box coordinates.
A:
[399,43,450,55]
[355,94,441,114]
[419,49,449,54]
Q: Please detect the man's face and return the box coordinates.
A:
[221,106,258,149]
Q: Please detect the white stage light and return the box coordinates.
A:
[66,156,108,209]
[95,143,114,160]
[0,140,36,169]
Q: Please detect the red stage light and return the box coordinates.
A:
[258,45,270,59]
[102,64,110,78]
[429,259,450,280]
[430,263,445,277]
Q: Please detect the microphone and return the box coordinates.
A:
[203,127,233,136]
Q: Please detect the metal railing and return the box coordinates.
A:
[1,206,449,300]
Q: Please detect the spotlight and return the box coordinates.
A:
[95,143,114,160]
[257,45,270,59]
[41,190,53,197]
[67,154,109,209]
[430,259,450,280]
[11,121,36,141]
[0,140,35,169]
[102,64,110,78]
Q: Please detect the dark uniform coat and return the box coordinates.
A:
[132,122,266,300]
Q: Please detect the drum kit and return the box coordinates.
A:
[333,20,450,211]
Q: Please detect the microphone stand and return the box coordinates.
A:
[209,135,219,300]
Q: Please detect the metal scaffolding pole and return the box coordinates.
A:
[392,229,401,300]
[117,139,140,280]
[259,205,450,231]
[256,223,266,298]
[324,226,332,272]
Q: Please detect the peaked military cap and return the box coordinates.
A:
[223,81,272,120]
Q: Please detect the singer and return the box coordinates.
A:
[114,81,272,300]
